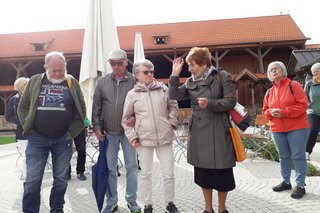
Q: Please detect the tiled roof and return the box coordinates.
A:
[0,29,84,60]
[306,44,320,49]
[118,14,307,52]
[0,14,308,60]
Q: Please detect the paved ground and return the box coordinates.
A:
[0,141,319,213]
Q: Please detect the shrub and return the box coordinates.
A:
[306,163,320,176]
[258,142,279,162]
[290,161,320,176]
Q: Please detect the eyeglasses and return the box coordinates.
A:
[141,70,154,75]
[269,67,281,72]
[110,61,124,67]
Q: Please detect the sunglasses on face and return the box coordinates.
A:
[141,70,154,75]
[109,61,124,67]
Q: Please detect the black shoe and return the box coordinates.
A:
[117,165,121,177]
[291,186,306,199]
[203,209,214,213]
[220,210,228,213]
[53,208,64,213]
[165,202,180,213]
[144,204,153,213]
[272,181,292,192]
[138,159,141,170]
[77,173,87,181]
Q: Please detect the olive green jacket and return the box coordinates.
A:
[17,73,86,139]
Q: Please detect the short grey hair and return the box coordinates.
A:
[311,62,320,72]
[14,77,29,92]
[45,51,66,64]
[132,59,154,75]
[267,61,287,81]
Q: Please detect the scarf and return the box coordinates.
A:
[192,66,215,82]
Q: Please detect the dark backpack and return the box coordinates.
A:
[265,80,293,99]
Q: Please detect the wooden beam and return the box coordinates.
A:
[9,61,33,78]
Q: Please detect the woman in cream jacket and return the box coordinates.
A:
[122,59,180,213]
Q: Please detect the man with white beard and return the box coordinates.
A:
[18,51,87,213]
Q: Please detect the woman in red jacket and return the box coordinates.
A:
[263,61,310,199]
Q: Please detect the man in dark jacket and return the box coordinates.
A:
[18,51,86,213]
[92,49,140,213]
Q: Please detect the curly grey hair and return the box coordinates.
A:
[311,62,320,73]
[132,59,154,75]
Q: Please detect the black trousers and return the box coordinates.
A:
[306,114,320,154]
[69,129,86,174]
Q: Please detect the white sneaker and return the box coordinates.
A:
[306,152,310,161]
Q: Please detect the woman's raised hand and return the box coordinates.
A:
[172,57,184,76]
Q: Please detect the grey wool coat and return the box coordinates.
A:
[169,67,237,169]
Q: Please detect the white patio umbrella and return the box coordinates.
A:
[134,32,145,63]
[79,0,119,122]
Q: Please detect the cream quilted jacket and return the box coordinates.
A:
[122,79,179,146]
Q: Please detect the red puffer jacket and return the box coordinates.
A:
[263,77,310,132]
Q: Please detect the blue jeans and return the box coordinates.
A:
[272,128,310,187]
[105,134,138,207]
[23,132,73,213]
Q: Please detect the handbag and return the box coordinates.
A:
[213,69,250,131]
[229,103,250,131]
[229,126,246,162]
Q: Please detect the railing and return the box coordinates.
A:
[0,115,16,131]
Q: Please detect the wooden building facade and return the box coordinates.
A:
[0,14,313,118]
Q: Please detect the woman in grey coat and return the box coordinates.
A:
[168,47,237,213]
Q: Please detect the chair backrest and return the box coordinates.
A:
[178,108,192,125]
[255,114,269,126]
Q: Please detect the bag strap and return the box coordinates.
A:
[266,80,293,100]
[210,67,223,98]
[66,75,72,89]
[305,80,312,102]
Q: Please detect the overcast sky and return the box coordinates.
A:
[0,0,319,44]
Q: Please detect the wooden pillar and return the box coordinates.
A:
[251,84,255,111]
[0,93,15,115]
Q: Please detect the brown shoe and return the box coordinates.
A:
[291,186,306,199]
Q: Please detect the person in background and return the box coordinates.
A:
[5,77,29,179]
[305,62,320,160]
[18,51,86,213]
[263,61,310,199]
[68,128,87,181]
[169,47,237,213]
[122,59,180,213]
[92,49,141,213]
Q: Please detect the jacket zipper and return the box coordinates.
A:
[149,90,160,145]
[114,79,120,133]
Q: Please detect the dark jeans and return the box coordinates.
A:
[306,114,320,154]
[69,129,86,174]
